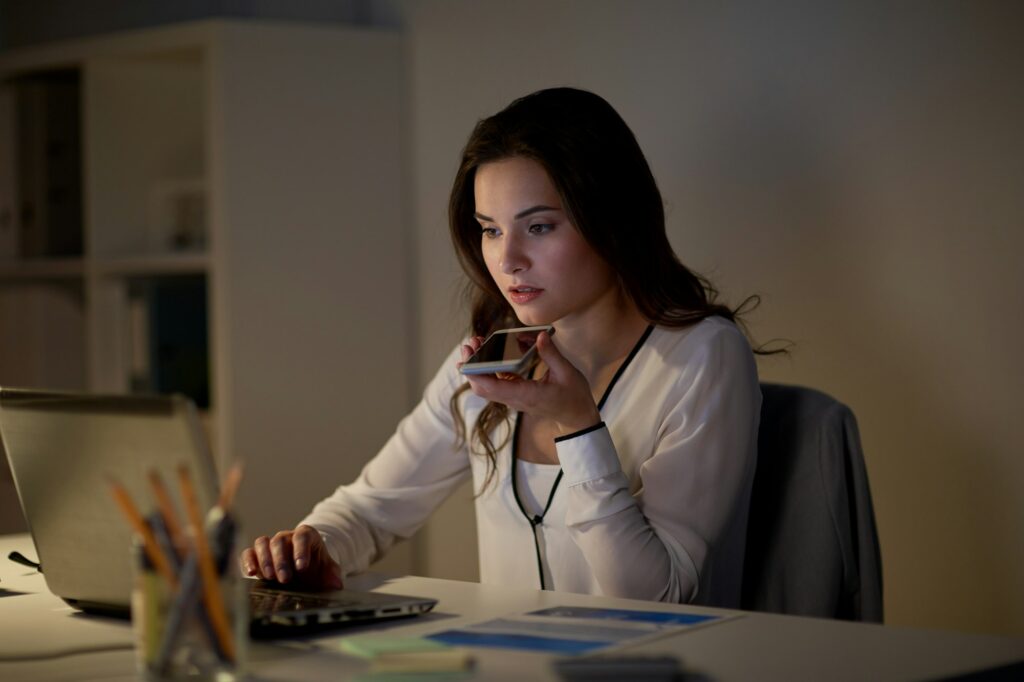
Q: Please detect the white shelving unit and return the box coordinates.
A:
[0,20,414,564]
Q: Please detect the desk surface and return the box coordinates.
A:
[1,533,1021,681]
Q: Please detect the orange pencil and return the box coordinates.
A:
[148,469,185,558]
[107,478,179,589]
[217,461,243,512]
[177,464,235,662]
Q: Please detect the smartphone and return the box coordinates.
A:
[459,325,555,376]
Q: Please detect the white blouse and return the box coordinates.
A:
[301,316,761,606]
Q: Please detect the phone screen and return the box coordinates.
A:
[461,326,553,375]
[474,328,542,364]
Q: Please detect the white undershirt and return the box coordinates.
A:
[514,459,562,518]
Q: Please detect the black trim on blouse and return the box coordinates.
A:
[553,420,607,443]
[596,323,654,411]
[509,323,655,590]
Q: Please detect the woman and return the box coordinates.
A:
[240,87,761,606]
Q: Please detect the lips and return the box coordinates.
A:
[508,286,544,304]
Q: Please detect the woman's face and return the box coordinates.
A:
[474,156,619,328]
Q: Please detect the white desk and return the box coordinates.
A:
[1,533,1021,681]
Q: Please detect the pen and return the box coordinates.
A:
[178,464,236,663]
[135,542,164,667]
[155,516,235,670]
[147,512,182,578]
[155,550,212,672]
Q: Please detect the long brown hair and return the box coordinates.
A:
[448,87,778,489]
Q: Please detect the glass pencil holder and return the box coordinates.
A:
[131,513,248,681]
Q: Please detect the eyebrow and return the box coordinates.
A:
[474,205,560,222]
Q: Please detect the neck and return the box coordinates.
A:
[552,294,649,383]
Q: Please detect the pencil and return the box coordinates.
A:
[177,464,236,662]
[217,461,243,512]
[107,478,179,589]
[148,470,185,559]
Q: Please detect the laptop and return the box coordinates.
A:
[0,387,436,636]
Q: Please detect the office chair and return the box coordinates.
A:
[741,383,884,622]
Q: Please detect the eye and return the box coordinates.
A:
[528,223,554,235]
[480,226,500,239]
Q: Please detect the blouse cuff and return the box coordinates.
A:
[555,423,623,486]
[554,420,606,443]
[321,531,344,568]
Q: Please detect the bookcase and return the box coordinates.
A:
[0,20,415,571]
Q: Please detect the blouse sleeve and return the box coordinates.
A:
[299,345,472,575]
[557,322,761,603]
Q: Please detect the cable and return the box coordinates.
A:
[0,642,135,662]
[7,550,41,572]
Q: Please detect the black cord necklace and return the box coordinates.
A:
[508,324,654,591]
[510,419,562,591]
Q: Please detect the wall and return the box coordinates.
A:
[405,1,1024,637]
[0,0,402,49]
[2,0,1021,639]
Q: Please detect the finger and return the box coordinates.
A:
[534,331,569,372]
[269,531,295,583]
[253,536,279,581]
[471,372,534,411]
[239,547,259,577]
[458,336,485,366]
[465,371,503,399]
[313,543,344,590]
[295,529,344,590]
[324,561,344,590]
[292,524,317,571]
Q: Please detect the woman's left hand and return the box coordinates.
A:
[463,331,601,436]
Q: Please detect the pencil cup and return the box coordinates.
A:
[131,516,248,681]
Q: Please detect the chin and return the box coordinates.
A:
[511,308,554,327]
[524,317,559,329]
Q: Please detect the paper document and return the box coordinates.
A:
[426,605,732,655]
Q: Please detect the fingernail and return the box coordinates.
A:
[295,556,307,570]
[277,566,291,582]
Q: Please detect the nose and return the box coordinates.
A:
[499,232,529,275]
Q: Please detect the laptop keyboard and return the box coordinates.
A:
[249,586,359,615]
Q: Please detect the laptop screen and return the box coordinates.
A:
[0,388,219,610]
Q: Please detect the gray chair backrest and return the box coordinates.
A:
[741,383,883,621]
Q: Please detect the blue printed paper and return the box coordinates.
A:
[428,630,608,654]
[425,604,728,655]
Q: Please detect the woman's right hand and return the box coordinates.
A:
[238,524,344,590]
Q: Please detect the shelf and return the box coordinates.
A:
[121,273,209,409]
[93,252,209,277]
[0,19,409,541]
[0,257,85,280]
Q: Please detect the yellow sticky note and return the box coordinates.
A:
[370,648,475,674]
[339,636,450,659]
